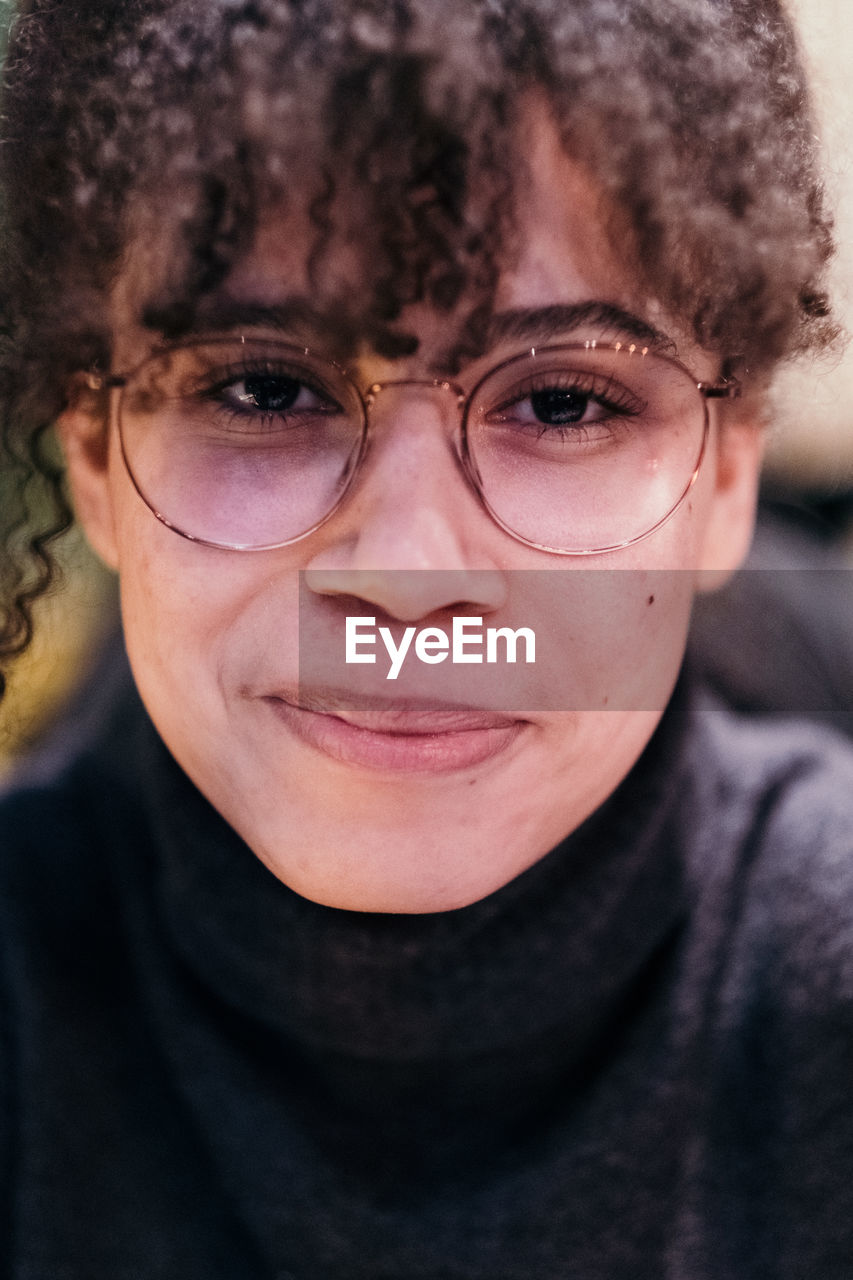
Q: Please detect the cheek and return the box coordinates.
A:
[112,498,302,727]
[117,546,227,744]
[494,553,695,721]
[562,572,691,712]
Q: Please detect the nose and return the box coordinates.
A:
[303,384,508,621]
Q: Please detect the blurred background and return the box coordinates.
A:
[1,0,853,771]
[764,0,853,494]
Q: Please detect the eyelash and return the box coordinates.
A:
[489,370,645,428]
[197,360,341,416]
[172,348,650,440]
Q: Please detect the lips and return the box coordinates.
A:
[261,689,527,773]
[280,687,518,731]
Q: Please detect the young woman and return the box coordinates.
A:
[0,1,850,1275]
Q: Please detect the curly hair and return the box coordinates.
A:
[0,0,836,698]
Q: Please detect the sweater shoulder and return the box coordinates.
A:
[689,698,853,885]
[0,744,116,904]
[0,665,152,932]
[681,695,853,1013]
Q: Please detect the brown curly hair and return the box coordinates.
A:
[0,0,836,698]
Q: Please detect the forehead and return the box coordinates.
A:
[111,104,686,369]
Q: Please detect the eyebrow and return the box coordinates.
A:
[143,296,336,343]
[145,295,672,361]
[480,302,669,351]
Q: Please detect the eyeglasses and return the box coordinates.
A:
[97,336,738,555]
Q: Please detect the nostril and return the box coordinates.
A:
[303,565,510,622]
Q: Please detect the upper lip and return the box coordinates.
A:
[264,688,523,734]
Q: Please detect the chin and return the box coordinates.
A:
[231,796,540,914]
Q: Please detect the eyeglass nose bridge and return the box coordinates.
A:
[363,376,467,417]
[358,376,478,485]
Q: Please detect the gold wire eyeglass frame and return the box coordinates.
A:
[89,337,740,556]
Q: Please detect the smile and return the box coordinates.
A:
[262,691,528,774]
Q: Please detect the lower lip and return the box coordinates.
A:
[264,698,525,774]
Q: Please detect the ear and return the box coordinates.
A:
[694,393,766,593]
[57,378,120,570]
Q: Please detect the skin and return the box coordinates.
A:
[60,108,764,913]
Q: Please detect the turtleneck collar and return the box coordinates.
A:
[129,675,693,1075]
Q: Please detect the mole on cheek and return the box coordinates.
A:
[647,595,655,605]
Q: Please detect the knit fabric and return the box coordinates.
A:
[2,664,853,1278]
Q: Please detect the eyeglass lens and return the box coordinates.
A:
[117,339,707,553]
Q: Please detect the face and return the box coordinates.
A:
[62,107,763,912]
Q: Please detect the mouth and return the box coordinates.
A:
[261,689,528,774]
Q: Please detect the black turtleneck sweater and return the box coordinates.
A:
[2,664,853,1278]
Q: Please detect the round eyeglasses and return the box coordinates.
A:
[97,336,738,555]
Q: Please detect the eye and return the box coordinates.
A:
[527,385,597,427]
[217,369,338,419]
[486,370,643,435]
